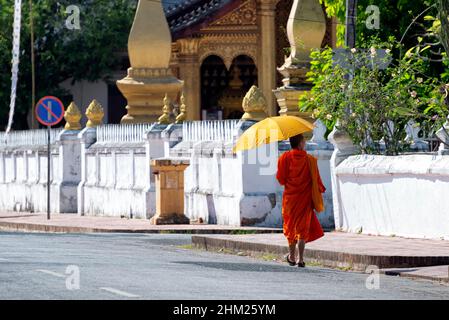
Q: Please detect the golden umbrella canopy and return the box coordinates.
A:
[233,116,314,153]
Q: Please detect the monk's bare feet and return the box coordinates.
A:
[286,254,297,266]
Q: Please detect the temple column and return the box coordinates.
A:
[177,39,201,121]
[257,0,280,117]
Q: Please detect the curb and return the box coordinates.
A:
[0,221,283,235]
[381,269,449,283]
[192,235,449,271]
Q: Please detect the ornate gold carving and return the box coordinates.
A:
[177,38,201,55]
[210,0,257,26]
[198,34,259,69]
[175,93,187,124]
[64,102,82,130]
[127,67,174,79]
[241,85,268,121]
[85,100,104,128]
[158,94,172,125]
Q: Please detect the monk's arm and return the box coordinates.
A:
[276,153,288,186]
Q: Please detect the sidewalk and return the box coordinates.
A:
[0,212,281,235]
[191,232,449,281]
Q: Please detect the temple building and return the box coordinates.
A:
[62,0,336,124]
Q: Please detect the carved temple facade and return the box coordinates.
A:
[61,0,336,124]
[166,0,336,121]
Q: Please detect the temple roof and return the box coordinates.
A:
[162,0,241,38]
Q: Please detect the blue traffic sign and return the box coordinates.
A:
[35,96,65,126]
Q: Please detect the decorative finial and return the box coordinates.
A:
[64,102,82,130]
[241,86,268,121]
[158,94,172,124]
[85,99,104,128]
[175,93,187,124]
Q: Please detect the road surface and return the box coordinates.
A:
[0,232,448,300]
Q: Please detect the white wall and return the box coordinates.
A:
[77,125,167,219]
[183,140,334,228]
[334,154,449,239]
[79,146,153,219]
[0,148,60,213]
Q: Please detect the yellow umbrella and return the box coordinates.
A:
[233,116,314,153]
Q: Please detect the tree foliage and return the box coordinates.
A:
[0,0,137,130]
[301,45,446,155]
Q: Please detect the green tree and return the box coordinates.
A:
[301,46,446,155]
[0,0,137,130]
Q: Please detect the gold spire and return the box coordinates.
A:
[85,99,104,128]
[175,93,187,124]
[241,85,268,121]
[64,102,82,130]
[158,94,172,124]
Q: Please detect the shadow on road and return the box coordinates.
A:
[173,261,331,273]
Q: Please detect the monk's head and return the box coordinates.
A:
[289,134,306,150]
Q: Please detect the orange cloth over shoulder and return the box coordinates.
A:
[276,149,325,245]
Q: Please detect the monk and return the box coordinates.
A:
[276,134,325,268]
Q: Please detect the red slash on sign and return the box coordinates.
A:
[35,96,65,127]
[39,101,59,121]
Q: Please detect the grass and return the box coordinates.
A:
[228,230,258,235]
[177,244,195,250]
[176,242,357,273]
[336,265,354,272]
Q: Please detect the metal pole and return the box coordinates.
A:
[47,125,50,220]
[30,0,37,129]
[345,0,357,49]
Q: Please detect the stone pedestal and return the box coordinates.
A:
[274,86,314,139]
[274,87,312,120]
[117,70,183,124]
[150,159,190,225]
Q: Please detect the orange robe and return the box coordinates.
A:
[276,149,325,245]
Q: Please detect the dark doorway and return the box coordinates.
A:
[200,55,229,120]
[107,84,128,124]
[218,55,258,120]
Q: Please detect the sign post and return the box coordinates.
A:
[35,96,65,220]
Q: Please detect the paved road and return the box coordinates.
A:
[0,232,448,300]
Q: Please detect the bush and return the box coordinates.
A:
[300,45,447,155]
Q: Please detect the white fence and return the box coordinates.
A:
[182,120,239,142]
[97,124,154,143]
[0,129,63,147]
